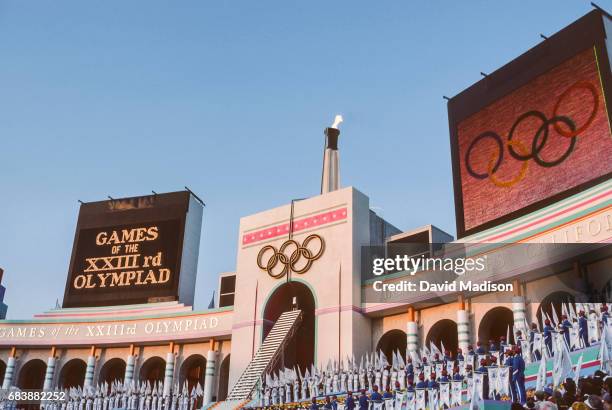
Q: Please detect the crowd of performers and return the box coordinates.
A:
[256,304,612,410]
[0,380,204,410]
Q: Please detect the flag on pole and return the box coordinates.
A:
[553,343,572,388]
[551,308,559,328]
[536,357,547,392]
[451,381,463,407]
[415,389,426,410]
[470,374,482,410]
[600,325,611,374]
[498,367,510,397]
[573,353,583,384]
[473,372,484,401]
[439,383,450,409]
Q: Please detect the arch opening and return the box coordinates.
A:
[217,355,230,401]
[478,307,514,345]
[263,281,315,373]
[99,358,126,384]
[536,291,575,326]
[426,319,458,356]
[59,359,87,388]
[179,354,206,391]
[376,329,407,362]
[18,359,46,390]
[139,357,166,384]
[0,361,6,386]
[604,280,612,304]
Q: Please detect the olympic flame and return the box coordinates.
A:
[331,114,343,130]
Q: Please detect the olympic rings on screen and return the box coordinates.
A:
[488,140,529,188]
[464,80,598,187]
[552,81,598,138]
[256,234,325,279]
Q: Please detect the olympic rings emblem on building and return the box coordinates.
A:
[256,234,325,279]
[464,81,599,188]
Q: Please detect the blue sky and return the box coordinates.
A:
[0,1,597,318]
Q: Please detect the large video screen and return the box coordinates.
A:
[456,47,612,235]
[63,192,191,308]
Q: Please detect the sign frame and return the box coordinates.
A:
[62,191,202,308]
[447,10,612,238]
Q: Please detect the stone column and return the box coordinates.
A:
[84,347,96,388]
[163,349,175,397]
[203,347,217,404]
[512,296,527,333]
[125,354,135,385]
[43,352,56,390]
[406,307,418,354]
[457,309,470,354]
[2,353,16,389]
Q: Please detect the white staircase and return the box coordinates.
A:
[226,309,303,401]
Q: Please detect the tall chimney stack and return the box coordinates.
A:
[321,115,343,194]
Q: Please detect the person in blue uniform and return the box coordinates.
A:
[467,345,475,367]
[543,319,554,357]
[406,376,415,393]
[428,372,439,389]
[475,342,486,355]
[499,336,507,362]
[456,348,464,362]
[358,390,368,410]
[415,373,428,389]
[370,386,382,402]
[578,310,589,348]
[514,330,523,343]
[601,305,609,327]
[439,370,450,383]
[345,392,355,410]
[511,347,526,405]
[433,353,442,365]
[444,350,453,363]
[331,395,339,410]
[529,323,542,360]
[382,387,394,400]
[488,339,498,353]
[560,314,572,350]
[452,366,463,381]
[310,397,320,410]
[504,348,516,403]
[323,396,333,410]
[406,357,414,378]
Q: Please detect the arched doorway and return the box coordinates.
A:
[0,361,6,385]
[603,280,612,304]
[263,281,315,373]
[180,354,206,390]
[537,291,575,326]
[99,358,126,384]
[59,359,86,388]
[426,320,458,355]
[376,330,407,362]
[217,355,231,401]
[17,359,46,389]
[139,357,165,384]
[478,307,513,345]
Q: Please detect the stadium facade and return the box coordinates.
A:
[0,8,611,407]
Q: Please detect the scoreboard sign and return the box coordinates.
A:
[448,10,612,238]
[63,191,203,308]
